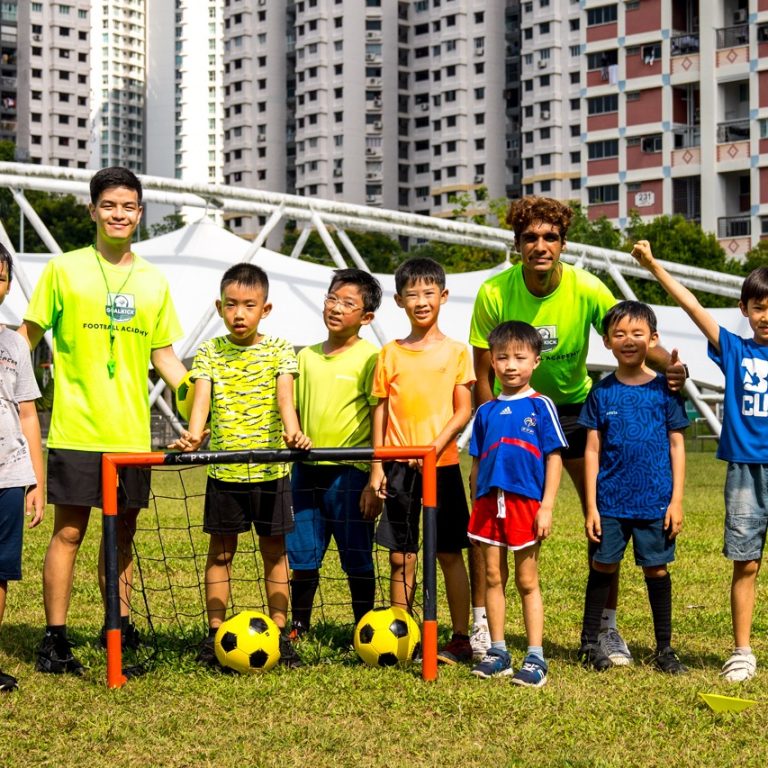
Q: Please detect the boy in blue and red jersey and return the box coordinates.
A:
[468,321,566,687]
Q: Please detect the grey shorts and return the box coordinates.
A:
[723,462,768,562]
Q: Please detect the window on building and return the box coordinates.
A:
[586,5,618,26]
[587,94,618,114]
[588,184,619,203]
[587,138,619,159]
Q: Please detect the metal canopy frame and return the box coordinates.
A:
[0,161,735,436]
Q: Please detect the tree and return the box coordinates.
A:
[567,203,622,250]
[621,213,736,307]
[148,212,185,238]
[0,190,93,253]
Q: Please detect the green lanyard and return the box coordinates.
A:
[94,249,135,378]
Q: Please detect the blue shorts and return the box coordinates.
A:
[592,516,676,568]
[0,487,25,581]
[723,462,768,562]
[286,463,374,575]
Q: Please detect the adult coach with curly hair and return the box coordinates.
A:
[18,167,187,675]
[467,196,685,667]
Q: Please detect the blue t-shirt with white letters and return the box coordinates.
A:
[708,327,768,464]
[578,373,688,520]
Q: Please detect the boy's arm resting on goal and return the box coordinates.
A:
[167,378,211,451]
[665,430,686,539]
[631,240,721,351]
[536,450,562,541]
[277,373,311,449]
[583,429,602,543]
[19,399,45,527]
[151,345,187,391]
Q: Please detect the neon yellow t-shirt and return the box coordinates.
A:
[469,263,616,404]
[24,246,183,452]
[295,339,378,469]
[372,337,475,467]
[191,335,298,482]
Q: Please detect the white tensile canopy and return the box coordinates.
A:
[1,216,748,391]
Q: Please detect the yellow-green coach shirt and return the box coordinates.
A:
[24,246,183,452]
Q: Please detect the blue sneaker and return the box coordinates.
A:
[470,647,513,679]
[511,654,548,688]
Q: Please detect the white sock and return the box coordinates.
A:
[600,608,617,632]
[472,607,487,626]
[734,646,752,656]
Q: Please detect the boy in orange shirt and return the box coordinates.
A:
[369,257,475,663]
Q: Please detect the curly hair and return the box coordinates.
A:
[506,196,573,244]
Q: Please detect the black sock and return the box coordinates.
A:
[207,626,217,639]
[581,568,613,646]
[290,569,320,628]
[645,573,672,651]
[348,571,376,624]
[45,625,67,640]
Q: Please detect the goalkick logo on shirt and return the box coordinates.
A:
[106,292,136,323]
[536,325,558,352]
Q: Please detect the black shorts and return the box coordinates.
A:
[375,462,470,554]
[556,402,587,461]
[204,475,294,537]
[47,448,151,510]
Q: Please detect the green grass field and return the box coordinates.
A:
[1,449,767,768]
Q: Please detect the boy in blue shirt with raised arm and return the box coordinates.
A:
[578,300,688,674]
[633,241,768,683]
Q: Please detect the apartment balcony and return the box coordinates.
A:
[717,119,750,164]
[718,215,752,256]
[718,215,750,238]
[670,33,699,78]
[716,25,749,68]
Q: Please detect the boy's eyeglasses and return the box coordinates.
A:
[323,295,363,314]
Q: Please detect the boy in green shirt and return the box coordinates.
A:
[286,269,383,636]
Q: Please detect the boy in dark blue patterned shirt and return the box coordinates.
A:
[578,301,689,674]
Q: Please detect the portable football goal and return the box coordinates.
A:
[101,446,439,688]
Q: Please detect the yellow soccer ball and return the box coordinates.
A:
[353,607,421,667]
[175,371,196,422]
[214,611,281,673]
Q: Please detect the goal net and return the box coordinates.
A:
[101,446,439,687]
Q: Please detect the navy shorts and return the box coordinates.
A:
[204,475,294,537]
[592,516,676,568]
[47,448,151,510]
[0,487,25,581]
[375,462,470,554]
[286,463,374,575]
[555,402,586,461]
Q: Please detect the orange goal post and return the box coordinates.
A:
[101,446,439,688]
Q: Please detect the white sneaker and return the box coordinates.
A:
[721,651,757,683]
[598,628,633,666]
[469,622,491,661]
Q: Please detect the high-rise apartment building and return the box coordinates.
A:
[145,0,225,189]
[518,0,583,203]
[16,1,92,169]
[574,0,765,255]
[0,1,18,147]
[220,0,513,233]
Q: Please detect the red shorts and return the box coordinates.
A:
[467,490,540,551]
